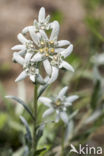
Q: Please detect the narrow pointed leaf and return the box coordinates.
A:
[20,116,32,147]
[90,80,101,110]
[5,96,35,120]
[36,124,45,143]
[38,84,48,98]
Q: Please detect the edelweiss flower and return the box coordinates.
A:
[13,52,45,84]
[22,7,51,34]
[39,86,78,123]
[30,21,61,63]
[12,21,61,65]
[30,21,70,61]
[11,33,36,59]
[11,7,74,84]
[29,23,73,79]
[12,27,73,84]
[47,46,74,84]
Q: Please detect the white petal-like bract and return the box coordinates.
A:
[40,30,48,40]
[17,50,26,56]
[12,53,24,65]
[57,40,70,47]
[31,53,43,62]
[43,108,54,118]
[15,71,27,82]
[48,66,59,84]
[30,75,35,82]
[60,112,68,123]
[25,53,33,63]
[43,59,52,75]
[29,28,39,45]
[64,102,72,107]
[50,21,60,41]
[57,86,68,99]
[22,26,36,34]
[66,95,79,103]
[39,97,52,107]
[17,33,28,44]
[60,61,74,72]
[45,15,50,24]
[55,48,65,53]
[11,45,25,50]
[38,7,45,23]
[61,44,73,58]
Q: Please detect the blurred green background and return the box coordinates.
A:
[1,0,104,155]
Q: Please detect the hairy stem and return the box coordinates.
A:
[33,84,38,154]
[61,126,65,156]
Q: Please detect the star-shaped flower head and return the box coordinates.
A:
[29,22,74,83]
[30,20,61,64]
[22,7,52,34]
[11,33,35,59]
[11,7,74,84]
[39,86,78,123]
[12,52,45,84]
[12,21,60,62]
[47,45,74,84]
[30,20,71,61]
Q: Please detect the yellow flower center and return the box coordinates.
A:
[44,47,49,52]
[50,48,55,53]
[40,41,45,47]
[49,40,54,45]
[40,48,44,53]
[56,99,61,106]
[39,41,56,57]
[45,53,49,57]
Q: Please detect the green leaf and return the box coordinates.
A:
[5,96,35,120]
[94,111,104,127]
[38,84,48,98]
[0,113,8,129]
[20,116,32,147]
[90,80,101,110]
[35,148,47,155]
[36,124,45,143]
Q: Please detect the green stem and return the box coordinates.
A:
[33,84,38,155]
[61,126,65,156]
